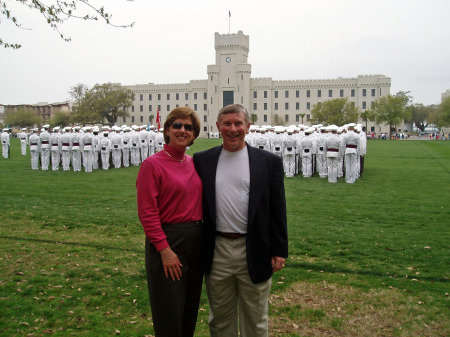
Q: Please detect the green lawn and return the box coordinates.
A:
[0,138,449,336]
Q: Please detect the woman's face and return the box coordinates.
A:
[166,117,195,151]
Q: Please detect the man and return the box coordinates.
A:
[18,128,28,156]
[82,126,94,172]
[29,128,41,170]
[299,128,315,178]
[342,123,361,183]
[60,127,72,171]
[71,126,82,172]
[193,104,288,337]
[40,124,51,170]
[50,126,62,171]
[324,125,343,183]
[1,128,10,159]
[121,127,132,167]
[110,126,123,168]
[100,130,111,170]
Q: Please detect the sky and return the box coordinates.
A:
[1,0,449,106]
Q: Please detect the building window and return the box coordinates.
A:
[194,104,197,110]
[296,114,299,122]
[204,104,207,111]
[307,90,310,98]
[204,115,207,123]
[264,102,267,110]
[140,116,143,123]
[204,92,207,99]
[296,102,300,110]
[296,90,299,98]
[371,89,376,97]
[131,106,135,112]
[329,90,332,97]
[158,105,161,111]
[306,114,311,121]
[318,90,322,98]
[149,105,152,112]
[167,105,170,111]
[340,89,344,98]
[140,105,143,112]
[148,116,152,122]
[285,90,289,98]
[351,89,355,97]
[275,103,278,110]
[131,116,135,123]
[194,93,198,100]
[149,94,152,101]
[166,94,169,100]
[362,101,366,110]
[307,102,310,110]
[140,94,143,101]
[176,93,179,100]
[264,115,267,122]
[176,104,179,108]
[362,89,367,97]
[274,91,278,98]
[253,91,257,98]
[264,91,267,98]
[285,102,289,110]
[185,93,189,100]
[285,114,289,122]
[158,94,161,100]
[253,103,257,110]
[123,116,126,123]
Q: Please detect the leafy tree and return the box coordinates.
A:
[250,113,258,125]
[371,91,412,138]
[311,98,360,126]
[1,0,134,49]
[70,90,102,125]
[69,83,89,106]
[408,103,436,132]
[360,109,375,133]
[50,111,71,128]
[4,107,41,128]
[272,114,284,126]
[299,113,306,124]
[439,97,450,127]
[91,83,134,125]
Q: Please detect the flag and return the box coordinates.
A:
[156,108,161,130]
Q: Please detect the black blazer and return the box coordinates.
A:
[193,144,288,284]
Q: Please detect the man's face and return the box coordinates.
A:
[216,111,250,152]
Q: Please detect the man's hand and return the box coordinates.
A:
[271,256,285,272]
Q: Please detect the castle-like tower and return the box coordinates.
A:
[125,31,394,136]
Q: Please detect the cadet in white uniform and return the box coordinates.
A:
[155,128,164,153]
[282,129,297,177]
[50,127,62,171]
[271,128,284,158]
[82,126,95,172]
[18,128,28,156]
[130,125,142,165]
[148,125,156,156]
[324,125,342,183]
[343,123,361,183]
[100,131,112,170]
[121,127,132,167]
[139,125,149,160]
[60,127,72,171]
[299,128,315,177]
[1,128,10,159]
[110,126,123,168]
[71,126,82,172]
[39,125,51,170]
[316,127,328,178]
[29,128,41,170]
[92,127,101,169]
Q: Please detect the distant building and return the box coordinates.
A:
[124,31,400,136]
[1,102,71,127]
[441,89,450,101]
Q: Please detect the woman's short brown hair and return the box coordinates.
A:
[163,106,201,145]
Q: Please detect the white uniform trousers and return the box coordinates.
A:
[72,150,82,172]
[30,150,39,170]
[301,156,313,177]
[51,148,60,171]
[61,150,71,171]
[21,141,27,155]
[83,150,94,172]
[206,236,271,337]
[122,148,130,167]
[41,148,50,170]
[345,153,358,183]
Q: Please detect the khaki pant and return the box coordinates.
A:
[206,236,271,337]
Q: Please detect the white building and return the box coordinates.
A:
[124,31,394,137]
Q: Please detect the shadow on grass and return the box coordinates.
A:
[0,235,142,253]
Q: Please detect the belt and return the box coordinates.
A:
[216,231,246,239]
[346,145,357,149]
[63,143,70,146]
[85,143,91,145]
[73,143,80,146]
[327,148,339,152]
[41,141,49,144]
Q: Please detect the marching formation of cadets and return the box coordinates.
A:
[15,124,165,172]
[245,123,367,183]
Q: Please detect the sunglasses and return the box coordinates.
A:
[171,122,194,131]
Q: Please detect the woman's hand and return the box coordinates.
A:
[160,247,183,281]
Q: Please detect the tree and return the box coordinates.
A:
[408,103,436,132]
[149,114,154,125]
[438,97,450,127]
[69,83,89,106]
[91,83,134,125]
[311,98,360,126]
[360,109,375,134]
[299,113,306,124]
[250,113,258,125]
[4,107,41,128]
[50,111,71,128]
[371,91,412,138]
[272,114,284,126]
[1,0,134,49]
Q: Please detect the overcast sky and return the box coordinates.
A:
[1,0,449,106]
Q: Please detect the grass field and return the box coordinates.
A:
[0,138,449,336]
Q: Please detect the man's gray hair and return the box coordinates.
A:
[217,104,250,124]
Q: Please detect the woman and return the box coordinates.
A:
[136,106,203,337]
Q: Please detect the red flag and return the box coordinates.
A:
[156,107,161,130]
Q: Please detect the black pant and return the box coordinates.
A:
[145,222,203,337]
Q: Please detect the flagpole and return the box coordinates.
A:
[229,10,231,34]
